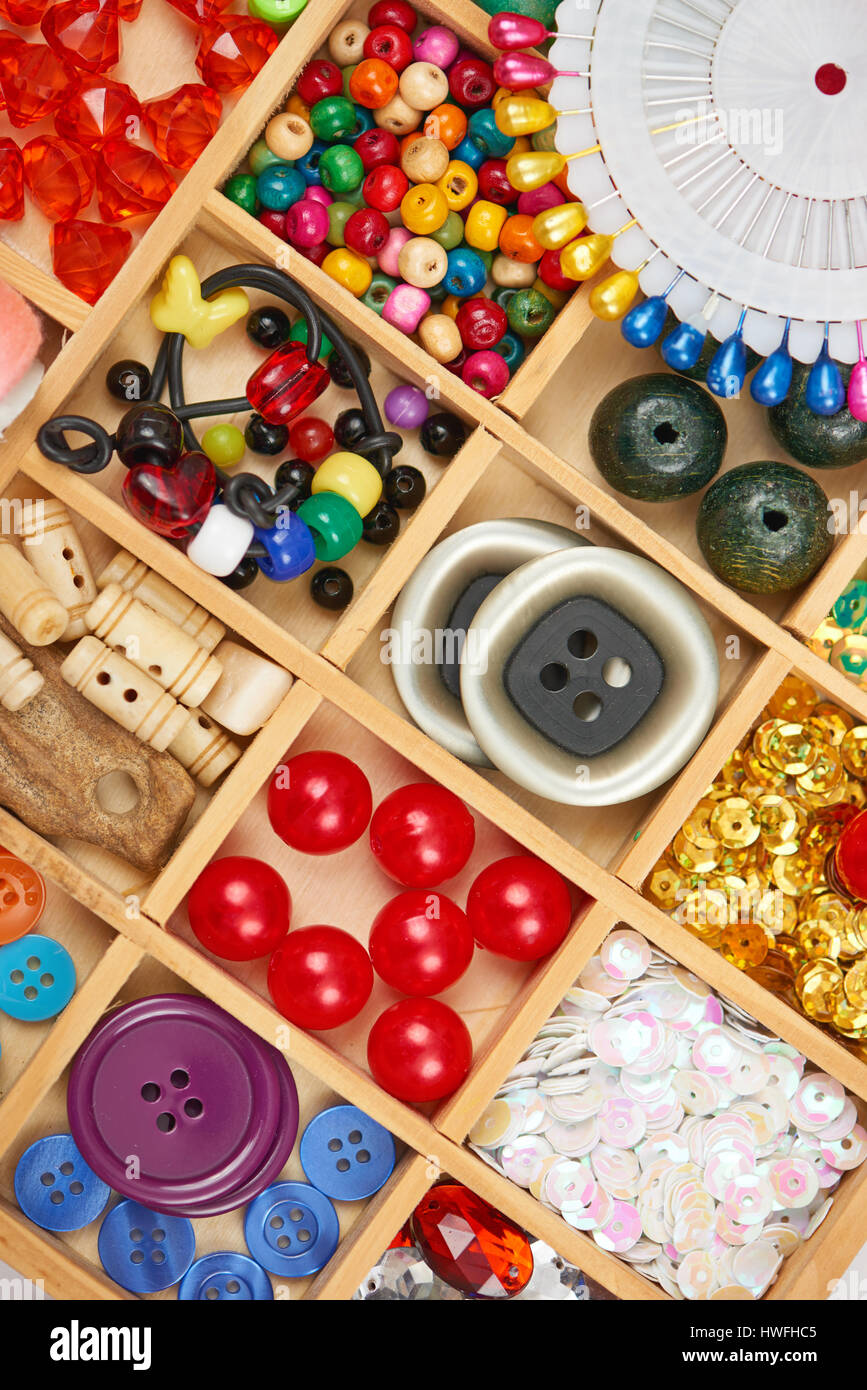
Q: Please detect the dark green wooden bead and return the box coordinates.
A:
[326,200,356,247]
[769,360,867,469]
[223,174,259,215]
[363,272,397,316]
[588,372,727,501]
[656,309,761,380]
[319,144,363,195]
[696,461,831,594]
[507,288,555,338]
[310,96,358,142]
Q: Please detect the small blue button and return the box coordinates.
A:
[98,1199,195,1294]
[0,934,75,1021]
[244,1181,339,1278]
[178,1252,273,1301]
[300,1104,395,1201]
[15,1134,111,1233]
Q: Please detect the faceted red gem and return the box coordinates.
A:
[0,139,25,221]
[122,453,216,538]
[41,0,121,74]
[116,0,143,17]
[166,0,234,20]
[51,218,131,304]
[0,0,52,23]
[96,139,177,221]
[388,1221,413,1250]
[196,15,279,95]
[54,74,142,149]
[410,1184,533,1299]
[0,40,81,129]
[142,83,222,172]
[22,135,95,221]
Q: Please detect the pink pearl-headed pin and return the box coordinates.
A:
[493,52,584,88]
[849,323,867,422]
[488,10,591,50]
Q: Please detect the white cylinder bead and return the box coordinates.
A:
[200,640,294,736]
[0,629,43,710]
[61,637,189,751]
[20,498,97,641]
[186,504,255,578]
[169,708,242,787]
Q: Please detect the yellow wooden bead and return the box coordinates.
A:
[312,452,383,518]
[589,269,640,320]
[464,200,508,251]
[441,294,462,320]
[321,247,373,297]
[265,112,313,161]
[400,182,449,233]
[285,92,311,122]
[532,277,569,310]
[437,160,478,212]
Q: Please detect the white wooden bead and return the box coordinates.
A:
[97,550,226,651]
[20,499,97,640]
[186,504,255,578]
[61,637,189,751]
[0,537,68,646]
[169,708,242,787]
[0,629,43,711]
[85,584,223,708]
[200,641,293,736]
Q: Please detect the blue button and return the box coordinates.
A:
[300,1104,395,1201]
[178,1252,273,1301]
[0,934,75,1021]
[14,1134,111,1233]
[244,1181,339,1278]
[98,1199,195,1294]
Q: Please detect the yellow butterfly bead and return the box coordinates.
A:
[150,255,249,350]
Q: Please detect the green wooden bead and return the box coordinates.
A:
[588,372,727,501]
[248,0,307,26]
[656,309,761,381]
[310,95,357,142]
[531,123,558,152]
[297,490,363,561]
[491,285,519,312]
[769,360,867,469]
[507,288,555,338]
[223,174,259,214]
[429,211,464,251]
[201,424,246,468]
[319,144,363,194]
[341,64,357,100]
[696,461,831,594]
[477,249,494,276]
[248,138,285,177]
[363,272,397,315]
[289,319,333,359]
[326,200,356,247]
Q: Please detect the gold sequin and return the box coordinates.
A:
[832,997,867,1037]
[772,853,822,897]
[796,747,843,798]
[766,723,821,776]
[672,831,723,875]
[742,750,787,791]
[795,958,844,1021]
[681,800,718,850]
[831,633,867,679]
[844,958,867,1009]
[796,919,842,959]
[753,718,785,764]
[720,924,769,969]
[807,703,854,746]
[767,676,819,722]
[644,860,684,911]
[755,795,806,854]
[719,748,746,788]
[710,797,760,849]
[841,726,867,776]
[808,619,845,659]
[754,889,798,934]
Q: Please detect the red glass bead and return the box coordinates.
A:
[353,127,399,172]
[362,163,408,213]
[268,749,372,854]
[287,416,335,463]
[95,139,177,221]
[268,925,373,1031]
[411,1183,533,1298]
[367,0,416,33]
[825,805,867,900]
[143,83,222,172]
[122,451,216,538]
[367,997,472,1101]
[0,0,51,23]
[363,24,413,72]
[466,855,576,961]
[0,139,25,221]
[196,15,279,95]
[456,296,507,350]
[369,783,475,887]
[477,159,514,207]
[448,56,496,109]
[165,0,232,20]
[246,341,330,427]
[22,135,95,221]
[54,74,142,149]
[296,58,342,106]
[116,0,143,17]
[344,206,389,257]
[0,40,80,129]
[41,0,121,75]
[369,889,474,996]
[51,218,131,303]
[187,855,291,962]
[389,1221,413,1250]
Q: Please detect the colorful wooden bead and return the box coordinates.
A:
[397,235,448,288]
[383,282,430,332]
[378,225,413,274]
[418,313,462,363]
[363,162,409,211]
[313,451,383,518]
[413,25,459,68]
[437,160,478,212]
[462,349,510,397]
[200,640,294,735]
[322,246,373,296]
[349,57,399,109]
[399,60,449,109]
[424,103,466,149]
[465,200,508,251]
[328,19,369,66]
[264,112,314,161]
[507,287,555,337]
[400,182,448,234]
[443,247,486,297]
[373,93,422,136]
[400,134,449,183]
[365,23,413,71]
[319,143,364,193]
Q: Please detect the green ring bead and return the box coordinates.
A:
[363,272,398,315]
[289,319,333,359]
[223,174,259,215]
[297,491,363,561]
[326,200,356,247]
[247,0,307,26]
[429,212,464,251]
[201,423,246,468]
[507,288,555,339]
[319,144,364,195]
[310,95,357,142]
[248,138,285,177]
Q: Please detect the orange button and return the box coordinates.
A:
[0,854,46,943]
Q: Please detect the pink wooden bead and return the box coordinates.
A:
[383,283,430,333]
[306,185,333,207]
[378,225,413,276]
[518,183,565,216]
[413,25,459,68]
[462,349,510,398]
[286,198,330,247]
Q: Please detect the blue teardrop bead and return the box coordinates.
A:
[621,295,669,348]
[805,343,846,416]
[750,344,793,406]
[660,321,705,371]
[706,334,747,397]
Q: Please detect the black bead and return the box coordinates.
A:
[333,407,368,450]
[246,306,292,350]
[385,464,426,510]
[361,499,400,545]
[245,413,289,456]
[420,411,467,458]
[311,566,354,610]
[115,402,183,469]
[274,457,315,508]
[328,343,371,389]
[106,359,151,403]
[220,555,261,590]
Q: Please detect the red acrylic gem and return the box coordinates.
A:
[123,452,216,539]
[96,139,177,221]
[389,1221,413,1250]
[54,74,142,149]
[196,15,279,95]
[41,0,121,74]
[166,0,233,19]
[0,40,80,129]
[116,0,143,17]
[246,342,330,426]
[825,805,866,900]
[411,1184,533,1299]
[22,135,95,221]
[143,83,222,172]
[0,139,25,221]
[0,0,52,23]
[51,218,131,304]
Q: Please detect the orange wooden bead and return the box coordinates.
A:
[349,57,399,109]
[498,212,544,263]
[423,103,466,149]
[285,91,311,122]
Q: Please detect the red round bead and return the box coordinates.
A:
[353,127,400,171]
[538,247,576,292]
[344,206,389,256]
[258,208,288,239]
[363,24,413,71]
[826,806,867,900]
[367,0,416,33]
[462,349,510,398]
[296,239,329,267]
[466,854,576,961]
[187,855,291,961]
[268,749,373,854]
[411,1183,533,1298]
[367,997,472,1101]
[455,296,507,350]
[362,163,408,212]
[268,925,373,1031]
[369,889,474,996]
[477,159,515,206]
[296,57,343,105]
[448,56,496,108]
[369,783,475,887]
[287,415,335,462]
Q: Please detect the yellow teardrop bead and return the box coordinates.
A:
[560,233,613,281]
[505,149,565,192]
[589,270,641,320]
[495,96,555,136]
[532,202,588,249]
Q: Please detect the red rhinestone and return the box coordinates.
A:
[196,15,279,94]
[22,135,95,221]
[51,218,131,304]
[166,0,234,19]
[388,1221,413,1250]
[116,0,142,16]
[0,139,25,221]
[0,0,52,23]
[0,39,80,129]
[41,0,121,74]
[95,139,177,221]
[411,1183,533,1298]
[143,83,222,172]
[54,74,142,149]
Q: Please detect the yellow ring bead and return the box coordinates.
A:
[321,247,373,297]
[436,160,478,212]
[312,451,383,518]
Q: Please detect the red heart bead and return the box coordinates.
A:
[41,0,121,75]
[123,452,216,538]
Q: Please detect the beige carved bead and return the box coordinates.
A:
[97,551,225,651]
[86,584,223,708]
[265,112,314,162]
[61,637,189,751]
[328,18,369,65]
[418,313,462,363]
[401,136,449,184]
[20,499,97,641]
[200,640,294,736]
[0,537,68,646]
[374,94,422,136]
[398,236,448,289]
[169,708,241,788]
[0,629,43,711]
[491,254,537,288]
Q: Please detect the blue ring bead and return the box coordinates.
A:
[467,108,514,159]
[295,140,327,185]
[443,247,487,298]
[0,934,76,1021]
[347,106,375,137]
[256,165,306,211]
[98,1200,196,1294]
[255,511,317,580]
[15,1134,111,1233]
[452,135,485,171]
[244,1181,339,1278]
[300,1104,395,1202]
[178,1252,273,1301]
[493,330,525,373]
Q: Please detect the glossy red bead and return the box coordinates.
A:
[477,159,514,206]
[22,135,95,221]
[122,451,216,538]
[259,208,287,240]
[96,139,177,220]
[196,15,279,94]
[456,296,507,349]
[467,854,576,961]
[165,0,233,19]
[187,855,291,961]
[538,247,576,292]
[296,57,343,106]
[0,0,51,23]
[41,0,121,75]
[286,416,334,463]
[364,24,413,72]
[367,0,416,33]
[143,83,222,171]
[344,206,389,257]
[0,40,80,130]
[51,218,131,303]
[268,925,373,1031]
[367,997,472,1101]
[54,74,142,149]
[246,341,330,427]
[362,163,408,213]
[268,749,372,854]
[353,127,399,172]
[826,806,867,900]
[411,1183,533,1298]
[0,139,24,221]
[448,56,495,108]
[369,783,475,887]
[369,889,474,996]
